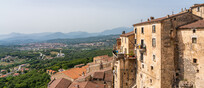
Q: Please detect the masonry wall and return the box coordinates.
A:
[191,6,204,18]
[160,12,202,88]
[177,28,204,88]
[134,23,162,88]
[120,34,134,54]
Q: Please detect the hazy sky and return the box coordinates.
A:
[0,0,203,34]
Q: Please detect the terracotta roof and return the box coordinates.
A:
[61,65,88,80]
[133,12,189,26]
[116,38,121,40]
[69,81,104,88]
[179,20,204,29]
[68,81,88,88]
[94,55,109,59]
[48,78,72,88]
[104,70,113,82]
[85,81,105,88]
[120,31,134,37]
[13,73,19,76]
[93,72,104,79]
[191,3,204,8]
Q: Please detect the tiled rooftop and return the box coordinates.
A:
[120,31,134,37]
[179,20,204,29]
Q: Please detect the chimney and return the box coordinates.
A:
[147,18,150,21]
[122,31,125,34]
[150,16,154,20]
[181,8,183,12]
[167,15,170,18]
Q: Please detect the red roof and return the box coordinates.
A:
[93,72,104,79]
[48,78,72,88]
[60,65,88,80]
[179,20,204,29]
[13,73,19,76]
[85,81,105,88]
[120,31,134,37]
[133,12,189,26]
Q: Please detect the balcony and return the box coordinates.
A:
[112,51,124,61]
[138,45,146,53]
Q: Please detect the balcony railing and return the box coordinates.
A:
[138,45,146,53]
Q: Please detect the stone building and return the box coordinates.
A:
[191,4,204,19]
[113,31,137,88]
[113,3,204,88]
[177,20,204,88]
[120,31,135,55]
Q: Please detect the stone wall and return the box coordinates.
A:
[160,12,202,88]
[177,28,204,88]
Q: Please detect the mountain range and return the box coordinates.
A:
[0,27,133,45]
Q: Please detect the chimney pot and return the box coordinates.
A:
[150,16,154,20]
[167,15,170,18]
[147,18,150,21]
[122,31,125,34]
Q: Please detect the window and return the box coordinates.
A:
[142,64,144,68]
[140,53,144,62]
[152,38,156,47]
[141,27,144,34]
[150,79,152,83]
[192,37,197,43]
[141,39,144,47]
[174,18,177,21]
[193,29,196,33]
[152,25,156,33]
[153,55,156,61]
[197,69,199,73]
[135,39,137,44]
[151,66,154,70]
[125,38,126,43]
[135,28,137,34]
[193,58,197,63]
[197,7,200,12]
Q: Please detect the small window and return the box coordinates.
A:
[125,38,126,43]
[142,64,144,68]
[140,53,144,62]
[135,28,137,34]
[152,25,156,33]
[192,38,197,43]
[153,55,156,61]
[193,58,197,63]
[197,7,200,12]
[141,27,144,34]
[140,74,143,78]
[151,66,153,70]
[176,73,179,76]
[174,18,177,21]
[193,29,196,33]
[197,69,199,73]
[150,79,152,83]
[135,39,137,44]
[152,38,156,47]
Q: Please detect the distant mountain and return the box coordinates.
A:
[0,27,133,45]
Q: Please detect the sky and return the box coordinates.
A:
[0,0,203,35]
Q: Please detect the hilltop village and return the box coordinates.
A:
[113,3,204,88]
[1,3,203,88]
[42,3,204,88]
